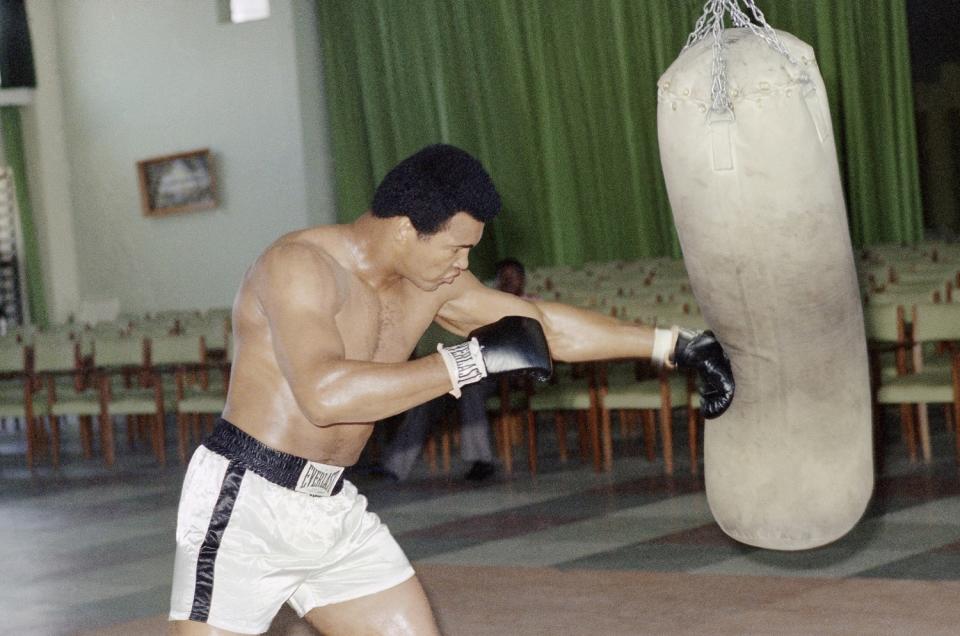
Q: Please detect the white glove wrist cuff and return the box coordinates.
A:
[437,339,488,398]
[651,326,679,370]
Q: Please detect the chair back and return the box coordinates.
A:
[32,337,80,373]
[94,336,147,368]
[150,334,204,367]
[0,339,25,374]
[182,316,229,350]
[863,303,905,343]
[911,303,960,343]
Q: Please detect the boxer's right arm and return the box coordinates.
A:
[254,245,549,426]
[255,243,454,427]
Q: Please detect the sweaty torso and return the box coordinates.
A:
[221,227,445,466]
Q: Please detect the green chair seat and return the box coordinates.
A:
[690,390,701,410]
[177,395,227,413]
[0,399,26,418]
[877,369,955,405]
[602,375,689,411]
[49,396,101,417]
[183,378,227,398]
[110,396,163,415]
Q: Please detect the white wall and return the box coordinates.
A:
[22,0,336,320]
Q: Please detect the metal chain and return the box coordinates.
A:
[682,0,807,114]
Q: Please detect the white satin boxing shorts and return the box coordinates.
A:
[168,418,415,634]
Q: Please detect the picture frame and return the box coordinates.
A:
[136,148,218,217]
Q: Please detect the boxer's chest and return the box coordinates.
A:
[335,285,437,363]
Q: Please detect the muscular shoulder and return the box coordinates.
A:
[252,235,349,314]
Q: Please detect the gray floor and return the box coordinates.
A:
[2,413,959,635]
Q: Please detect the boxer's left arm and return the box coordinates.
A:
[436,271,657,362]
[437,272,734,418]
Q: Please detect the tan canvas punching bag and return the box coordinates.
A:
[656,18,873,549]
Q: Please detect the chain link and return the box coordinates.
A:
[682,0,807,114]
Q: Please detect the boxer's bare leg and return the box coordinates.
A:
[303,575,440,636]
[168,620,249,635]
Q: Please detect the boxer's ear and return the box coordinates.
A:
[395,217,415,244]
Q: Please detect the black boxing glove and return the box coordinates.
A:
[652,327,734,419]
[437,316,553,398]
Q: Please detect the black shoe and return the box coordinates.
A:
[464,461,496,481]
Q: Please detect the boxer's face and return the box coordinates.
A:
[402,212,484,291]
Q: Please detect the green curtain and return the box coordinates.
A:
[757,1,923,246]
[1,106,48,327]
[316,0,922,276]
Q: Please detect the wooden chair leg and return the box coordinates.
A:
[499,415,514,475]
[899,403,917,462]
[100,411,115,467]
[425,435,437,474]
[618,409,628,439]
[50,416,61,469]
[34,418,49,462]
[177,412,189,464]
[688,407,699,476]
[642,411,656,461]
[79,415,94,459]
[25,416,36,469]
[917,403,932,463]
[441,418,451,474]
[589,405,602,473]
[660,407,674,476]
[554,412,568,463]
[598,407,613,473]
[511,416,524,448]
[154,412,166,467]
[600,407,613,473]
[145,415,158,460]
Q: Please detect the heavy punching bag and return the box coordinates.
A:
[656,3,873,550]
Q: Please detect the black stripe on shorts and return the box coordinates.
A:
[189,459,246,623]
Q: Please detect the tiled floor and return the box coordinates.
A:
[2,411,959,635]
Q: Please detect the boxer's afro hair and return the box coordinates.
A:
[372,144,501,235]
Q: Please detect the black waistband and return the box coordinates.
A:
[203,418,344,496]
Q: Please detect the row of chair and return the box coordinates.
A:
[864,301,960,466]
[0,332,231,469]
[424,244,960,473]
[4,307,232,351]
[412,311,704,479]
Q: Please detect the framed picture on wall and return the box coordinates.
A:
[136,148,218,217]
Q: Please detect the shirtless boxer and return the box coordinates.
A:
[168,144,734,635]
